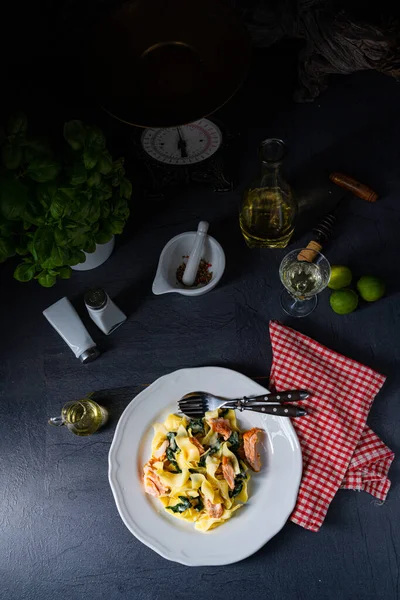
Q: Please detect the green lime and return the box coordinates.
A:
[356,276,385,302]
[329,289,358,315]
[328,265,353,290]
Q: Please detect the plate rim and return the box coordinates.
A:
[109,366,302,566]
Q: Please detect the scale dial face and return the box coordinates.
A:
[141,118,222,165]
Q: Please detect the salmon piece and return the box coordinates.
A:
[222,456,235,490]
[209,418,232,441]
[205,498,224,518]
[243,427,263,472]
[153,440,168,459]
[143,460,169,497]
[189,436,205,454]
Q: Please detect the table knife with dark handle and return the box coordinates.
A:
[243,390,309,403]
[240,404,307,417]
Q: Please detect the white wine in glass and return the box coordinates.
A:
[279,248,331,317]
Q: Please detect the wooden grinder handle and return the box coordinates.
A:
[329,172,378,202]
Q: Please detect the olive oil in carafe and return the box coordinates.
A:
[240,188,296,248]
[239,139,297,249]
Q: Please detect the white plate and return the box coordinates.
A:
[109,367,302,566]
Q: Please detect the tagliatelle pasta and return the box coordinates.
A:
[142,408,263,532]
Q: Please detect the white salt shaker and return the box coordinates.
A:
[84,288,127,335]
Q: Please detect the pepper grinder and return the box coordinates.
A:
[84,288,127,335]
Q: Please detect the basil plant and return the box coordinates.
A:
[0,115,131,287]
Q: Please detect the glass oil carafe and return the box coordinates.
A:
[240,139,297,248]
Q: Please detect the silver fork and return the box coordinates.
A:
[178,390,309,419]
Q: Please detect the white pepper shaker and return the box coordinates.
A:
[84,288,127,335]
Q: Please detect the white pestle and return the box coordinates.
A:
[182,221,209,286]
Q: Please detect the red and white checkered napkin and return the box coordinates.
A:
[269,321,394,532]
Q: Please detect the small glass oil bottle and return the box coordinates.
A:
[240,139,297,248]
[48,394,108,436]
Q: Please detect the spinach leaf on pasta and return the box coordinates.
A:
[166,496,192,513]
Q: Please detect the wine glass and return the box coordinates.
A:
[279,247,331,317]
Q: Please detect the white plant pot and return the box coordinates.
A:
[71,236,115,272]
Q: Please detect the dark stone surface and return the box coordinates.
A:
[1,54,399,599]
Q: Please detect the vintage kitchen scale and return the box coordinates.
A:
[89,0,251,193]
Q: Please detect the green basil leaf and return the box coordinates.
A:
[7,113,28,135]
[36,182,57,209]
[101,202,110,219]
[98,151,113,175]
[86,201,101,224]
[0,236,16,262]
[97,181,112,201]
[112,157,125,177]
[49,200,64,220]
[51,245,67,267]
[50,192,72,220]
[54,228,69,247]
[74,200,90,221]
[66,225,89,248]
[33,227,53,262]
[111,158,126,186]
[113,196,130,219]
[120,177,132,200]
[2,141,22,170]
[27,158,60,182]
[14,262,35,282]
[110,219,125,235]
[86,126,106,150]
[87,171,102,188]
[27,240,38,262]
[22,203,45,226]
[38,272,57,287]
[83,150,98,170]
[95,230,113,245]
[69,164,87,185]
[39,257,56,269]
[63,120,87,151]
[36,183,56,205]
[59,266,72,279]
[83,237,96,253]
[0,176,29,220]
[69,250,86,265]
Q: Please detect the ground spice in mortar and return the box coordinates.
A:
[176,256,213,287]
